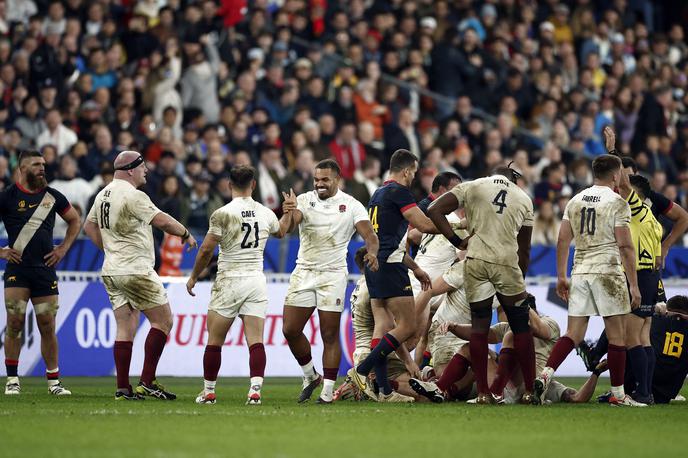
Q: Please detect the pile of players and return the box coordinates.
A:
[3,129,688,405]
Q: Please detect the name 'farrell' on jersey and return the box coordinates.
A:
[295,190,369,271]
[562,185,631,275]
[208,197,280,276]
[449,175,534,267]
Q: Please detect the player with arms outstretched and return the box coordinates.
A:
[1,150,81,396]
[534,154,644,406]
[84,151,198,400]
[428,166,537,404]
[280,159,379,404]
[187,166,291,405]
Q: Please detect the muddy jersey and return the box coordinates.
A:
[351,277,373,349]
[562,185,630,275]
[492,316,560,373]
[415,212,464,274]
[295,190,368,271]
[87,179,161,275]
[449,175,533,267]
[208,197,280,276]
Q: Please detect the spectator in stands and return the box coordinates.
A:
[180,171,223,235]
[532,200,562,246]
[50,154,93,237]
[36,109,77,156]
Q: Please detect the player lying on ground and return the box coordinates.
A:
[333,248,425,402]
[280,159,379,404]
[580,295,688,405]
[1,150,81,396]
[534,154,645,407]
[410,298,551,403]
[186,166,291,405]
[428,164,537,404]
[348,150,437,403]
[84,151,198,401]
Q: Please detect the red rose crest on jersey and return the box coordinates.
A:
[339,204,346,213]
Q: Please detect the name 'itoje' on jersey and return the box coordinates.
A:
[209,196,280,275]
[563,185,631,275]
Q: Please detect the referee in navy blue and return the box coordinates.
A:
[348,149,466,402]
[1,150,81,396]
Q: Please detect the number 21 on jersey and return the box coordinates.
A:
[369,206,379,232]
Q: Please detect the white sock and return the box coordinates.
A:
[321,379,335,401]
[301,360,316,379]
[611,385,625,399]
[541,366,554,380]
[204,379,216,392]
[46,367,59,387]
[250,377,263,390]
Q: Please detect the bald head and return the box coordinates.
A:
[114,150,141,169]
[113,150,147,187]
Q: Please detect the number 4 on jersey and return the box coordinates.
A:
[369,206,379,232]
[492,190,507,214]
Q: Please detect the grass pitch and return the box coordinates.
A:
[1,377,687,458]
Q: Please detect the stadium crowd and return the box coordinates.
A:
[1,0,688,244]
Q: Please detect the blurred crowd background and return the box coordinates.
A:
[1,0,688,248]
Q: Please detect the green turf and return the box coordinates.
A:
[1,377,686,458]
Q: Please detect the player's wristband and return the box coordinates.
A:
[181,229,190,242]
[448,234,464,249]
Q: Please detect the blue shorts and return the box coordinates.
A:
[633,269,665,318]
[365,262,413,299]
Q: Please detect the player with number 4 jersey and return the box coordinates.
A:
[187,166,291,405]
[428,166,537,404]
[534,154,644,407]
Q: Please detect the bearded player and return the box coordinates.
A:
[187,166,291,405]
[280,159,379,404]
[1,150,81,395]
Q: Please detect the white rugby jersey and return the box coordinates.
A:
[295,190,369,271]
[415,212,463,274]
[449,175,534,267]
[562,185,630,275]
[87,179,161,275]
[208,197,280,276]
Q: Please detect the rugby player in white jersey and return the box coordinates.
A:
[280,159,379,404]
[534,154,645,407]
[84,151,198,400]
[428,165,537,403]
[186,166,291,405]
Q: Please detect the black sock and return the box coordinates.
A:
[374,358,392,395]
[628,345,649,397]
[644,346,656,396]
[357,333,400,376]
[5,359,18,377]
[593,331,609,361]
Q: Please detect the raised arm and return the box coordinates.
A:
[528,308,552,340]
[186,233,220,296]
[280,189,303,234]
[427,192,465,248]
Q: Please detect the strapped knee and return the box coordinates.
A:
[503,304,530,334]
[33,300,59,317]
[5,325,23,339]
[5,299,28,316]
